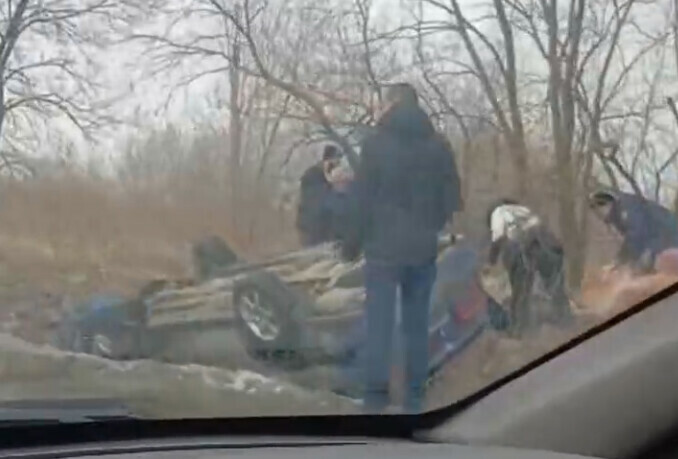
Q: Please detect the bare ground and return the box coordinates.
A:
[425,320,596,411]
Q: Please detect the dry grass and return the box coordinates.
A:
[0,140,629,348]
[0,173,297,300]
[578,263,678,318]
[0,152,618,302]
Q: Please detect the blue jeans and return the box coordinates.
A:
[363,260,437,413]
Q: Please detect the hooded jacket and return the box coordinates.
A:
[345,101,462,265]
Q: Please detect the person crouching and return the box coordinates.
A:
[486,199,573,336]
[588,189,678,275]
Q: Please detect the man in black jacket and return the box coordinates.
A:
[345,83,462,413]
[296,144,344,247]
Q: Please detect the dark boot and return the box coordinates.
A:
[504,246,534,338]
[535,245,574,328]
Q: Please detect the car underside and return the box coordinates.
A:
[54,236,506,397]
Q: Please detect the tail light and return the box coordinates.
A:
[454,278,487,323]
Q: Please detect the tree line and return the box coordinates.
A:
[2,0,678,285]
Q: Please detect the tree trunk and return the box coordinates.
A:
[507,134,530,199]
[229,41,243,231]
[553,136,585,290]
[567,216,587,291]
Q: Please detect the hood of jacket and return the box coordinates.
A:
[377,102,436,140]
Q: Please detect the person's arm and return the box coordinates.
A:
[487,208,507,265]
[439,137,463,219]
[488,236,506,265]
[295,173,312,230]
[489,207,508,243]
[614,201,652,269]
[341,136,378,261]
[326,162,354,192]
[297,167,329,236]
[616,225,647,269]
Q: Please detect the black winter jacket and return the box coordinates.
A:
[345,102,462,265]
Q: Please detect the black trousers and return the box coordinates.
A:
[500,227,572,335]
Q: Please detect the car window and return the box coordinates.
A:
[0,0,676,420]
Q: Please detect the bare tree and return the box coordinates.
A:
[480,0,665,285]
[415,0,532,198]
[219,0,389,168]
[669,0,678,213]
[0,0,116,176]
[593,45,675,202]
[130,0,396,175]
[571,0,668,188]
[535,0,590,285]
[408,0,668,286]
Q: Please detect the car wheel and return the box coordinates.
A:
[234,272,307,370]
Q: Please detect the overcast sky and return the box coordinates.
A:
[35,0,677,198]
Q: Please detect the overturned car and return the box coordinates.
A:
[55,236,506,396]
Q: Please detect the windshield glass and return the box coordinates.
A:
[0,0,675,419]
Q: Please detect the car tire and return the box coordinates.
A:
[234,271,307,370]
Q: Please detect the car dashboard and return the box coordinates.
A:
[2,437,601,459]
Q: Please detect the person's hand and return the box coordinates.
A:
[327,168,354,191]
[487,237,505,266]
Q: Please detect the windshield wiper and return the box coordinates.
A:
[0,398,139,425]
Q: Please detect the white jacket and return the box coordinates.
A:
[490,204,541,242]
